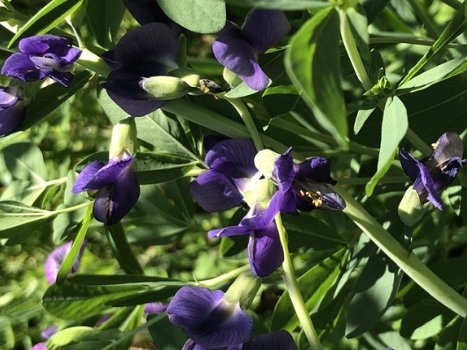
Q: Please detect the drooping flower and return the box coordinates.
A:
[1,35,82,87]
[399,132,466,209]
[102,23,180,116]
[212,9,290,90]
[0,86,26,136]
[191,138,283,276]
[123,0,183,35]
[44,241,86,284]
[167,286,253,349]
[72,153,140,225]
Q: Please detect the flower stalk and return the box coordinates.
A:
[275,213,324,350]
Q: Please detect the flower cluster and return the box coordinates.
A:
[191,138,345,277]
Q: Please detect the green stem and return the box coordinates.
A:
[52,201,92,215]
[405,128,433,157]
[370,35,467,49]
[224,97,264,150]
[338,9,373,91]
[336,185,467,317]
[275,214,324,350]
[77,49,111,77]
[106,223,144,275]
[199,265,251,288]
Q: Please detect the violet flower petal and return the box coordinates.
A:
[248,222,283,277]
[0,88,18,107]
[272,149,295,192]
[41,325,58,339]
[93,166,140,225]
[399,149,422,184]
[430,132,464,165]
[241,10,290,55]
[212,23,269,90]
[167,286,252,349]
[45,70,74,87]
[208,223,252,239]
[1,53,44,82]
[190,170,243,212]
[71,161,106,193]
[242,330,296,350]
[144,302,167,315]
[413,162,443,210]
[44,241,85,284]
[295,156,336,185]
[31,343,47,350]
[18,35,72,54]
[0,101,26,137]
[85,157,133,190]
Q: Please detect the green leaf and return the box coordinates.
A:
[0,201,52,238]
[56,205,92,284]
[354,100,377,134]
[47,327,123,350]
[106,223,144,275]
[147,315,187,350]
[285,7,348,148]
[86,0,125,48]
[224,0,328,10]
[2,142,47,183]
[8,0,84,48]
[20,71,93,131]
[457,316,467,349]
[345,252,402,337]
[366,96,408,196]
[224,81,263,98]
[156,0,226,33]
[346,5,370,63]
[398,58,465,93]
[271,249,345,331]
[0,317,14,350]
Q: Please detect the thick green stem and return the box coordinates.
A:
[338,9,373,91]
[199,265,251,288]
[77,49,111,77]
[405,128,433,157]
[275,214,324,350]
[336,185,467,317]
[224,97,264,150]
[106,223,144,275]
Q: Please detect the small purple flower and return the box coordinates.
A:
[167,286,253,349]
[212,9,290,90]
[144,302,168,315]
[102,23,179,116]
[31,343,47,350]
[399,132,466,209]
[41,325,58,339]
[1,35,82,87]
[72,153,140,225]
[268,149,346,215]
[44,241,86,284]
[0,86,26,136]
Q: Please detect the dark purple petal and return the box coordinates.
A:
[413,162,443,210]
[242,330,296,350]
[205,138,258,183]
[297,182,345,211]
[295,156,336,185]
[45,70,74,87]
[182,339,206,350]
[31,343,47,350]
[0,101,26,137]
[190,170,243,212]
[44,241,72,283]
[241,10,290,55]
[85,157,133,190]
[168,286,252,348]
[144,302,167,314]
[18,35,72,55]
[72,161,106,193]
[59,46,82,66]
[1,53,44,82]
[208,224,252,239]
[399,149,422,184]
[273,149,295,192]
[240,199,282,230]
[0,88,19,108]
[113,23,178,76]
[212,23,269,90]
[429,132,464,166]
[93,166,140,225]
[248,222,283,277]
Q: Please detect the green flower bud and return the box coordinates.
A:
[243,178,275,208]
[140,76,190,100]
[223,67,242,88]
[169,68,201,88]
[254,149,281,178]
[109,117,137,159]
[398,186,427,226]
[224,273,261,309]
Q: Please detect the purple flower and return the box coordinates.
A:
[144,302,168,315]
[31,343,47,350]
[167,286,253,349]
[1,35,81,87]
[44,241,86,284]
[72,153,140,225]
[212,9,290,91]
[41,325,58,339]
[399,132,466,209]
[268,149,346,214]
[191,139,282,277]
[0,86,26,136]
[102,23,179,116]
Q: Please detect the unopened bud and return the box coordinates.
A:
[398,186,427,226]
[254,149,281,178]
[169,68,201,88]
[140,76,190,100]
[109,117,137,159]
[224,273,261,309]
